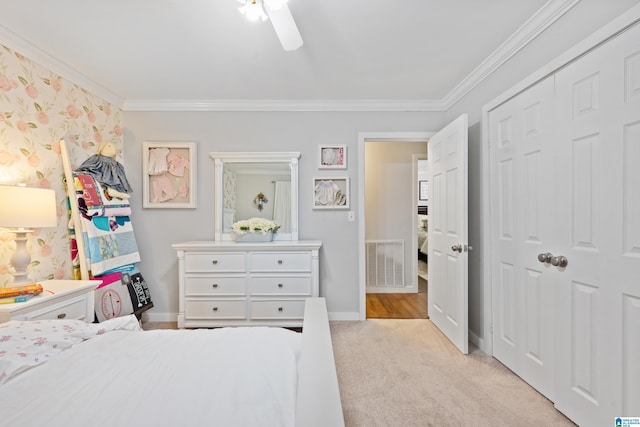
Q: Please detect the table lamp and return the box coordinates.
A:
[0,185,57,285]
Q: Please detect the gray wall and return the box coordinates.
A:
[123,111,444,320]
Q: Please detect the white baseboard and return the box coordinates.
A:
[469,329,486,353]
[141,311,362,323]
[328,311,360,321]
[141,311,176,323]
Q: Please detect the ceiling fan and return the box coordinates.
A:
[237,0,303,51]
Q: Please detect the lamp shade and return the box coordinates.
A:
[0,185,57,229]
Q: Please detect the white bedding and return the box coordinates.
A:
[0,323,302,427]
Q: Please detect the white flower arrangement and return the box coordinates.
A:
[231,217,280,235]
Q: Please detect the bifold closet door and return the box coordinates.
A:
[489,76,556,399]
[552,22,640,427]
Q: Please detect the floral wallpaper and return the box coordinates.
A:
[0,43,123,286]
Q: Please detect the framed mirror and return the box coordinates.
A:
[210,152,300,241]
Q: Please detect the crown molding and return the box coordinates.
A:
[441,0,580,109]
[0,25,125,108]
[122,99,446,112]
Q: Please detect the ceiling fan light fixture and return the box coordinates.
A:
[266,3,303,51]
[238,0,268,22]
[263,0,288,11]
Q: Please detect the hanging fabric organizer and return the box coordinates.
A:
[60,138,153,321]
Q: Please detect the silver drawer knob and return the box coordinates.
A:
[278,283,283,288]
[277,260,283,264]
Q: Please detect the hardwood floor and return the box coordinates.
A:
[366,292,428,319]
[367,261,429,319]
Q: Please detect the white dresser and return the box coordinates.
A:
[173,240,322,328]
[0,280,100,323]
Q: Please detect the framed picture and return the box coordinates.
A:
[419,180,428,201]
[313,177,350,209]
[142,141,197,208]
[318,145,347,169]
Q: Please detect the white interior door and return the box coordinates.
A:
[552,22,640,426]
[427,114,469,354]
[489,76,556,399]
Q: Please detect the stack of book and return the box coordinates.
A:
[0,283,44,304]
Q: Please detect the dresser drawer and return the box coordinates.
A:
[185,299,246,319]
[251,300,305,319]
[249,252,310,272]
[184,253,245,273]
[185,276,246,296]
[24,296,88,321]
[185,253,245,272]
[250,276,311,295]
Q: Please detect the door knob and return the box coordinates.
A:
[550,255,568,268]
[538,252,553,263]
[451,244,463,253]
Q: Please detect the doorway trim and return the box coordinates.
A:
[357,131,433,320]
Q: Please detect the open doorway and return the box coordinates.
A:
[416,157,428,295]
[363,140,428,319]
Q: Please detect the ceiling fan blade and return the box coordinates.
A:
[266,4,303,51]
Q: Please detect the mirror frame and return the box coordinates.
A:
[210,152,301,241]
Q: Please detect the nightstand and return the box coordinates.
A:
[0,280,101,323]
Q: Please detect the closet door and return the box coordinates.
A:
[553,22,640,426]
[489,76,556,398]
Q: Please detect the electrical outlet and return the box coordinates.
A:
[347,211,355,222]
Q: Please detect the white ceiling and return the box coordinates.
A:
[0,0,557,109]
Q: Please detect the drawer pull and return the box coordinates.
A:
[212,283,218,288]
[212,307,219,312]
[277,260,283,264]
[278,283,283,288]
[57,313,66,319]
[212,260,218,265]
[278,307,284,312]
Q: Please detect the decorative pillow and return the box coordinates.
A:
[0,315,141,384]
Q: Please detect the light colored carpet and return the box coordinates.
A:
[330,319,575,427]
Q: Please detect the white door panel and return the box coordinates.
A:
[489,76,556,399]
[553,22,640,426]
[428,114,469,354]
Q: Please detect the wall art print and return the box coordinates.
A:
[142,142,197,209]
[318,145,346,169]
[313,177,349,209]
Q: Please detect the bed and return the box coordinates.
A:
[0,297,343,427]
[418,214,428,262]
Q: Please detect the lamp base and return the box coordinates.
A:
[9,228,34,286]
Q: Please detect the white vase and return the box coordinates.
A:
[234,231,274,242]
